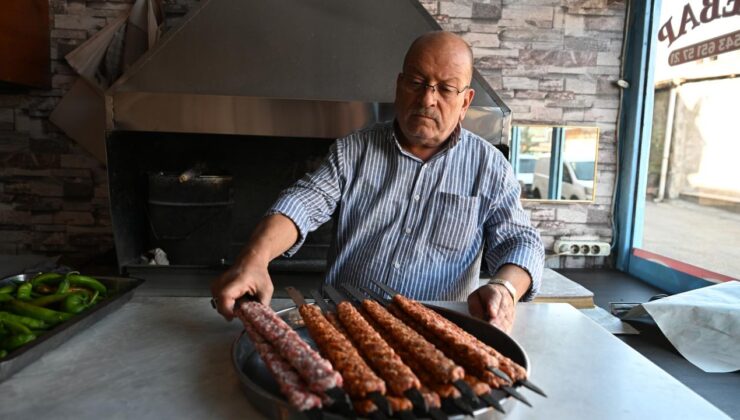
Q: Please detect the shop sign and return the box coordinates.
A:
[657,0,740,66]
[668,29,740,65]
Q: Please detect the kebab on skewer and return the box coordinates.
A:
[309,289,348,338]
[342,284,479,403]
[392,308,507,412]
[286,288,388,409]
[361,286,507,415]
[323,285,430,417]
[237,300,353,413]
[238,312,323,414]
[353,398,389,420]
[371,279,546,400]
[308,289,394,416]
[347,284,490,418]
[370,318,472,419]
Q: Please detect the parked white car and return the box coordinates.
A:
[532,156,594,200]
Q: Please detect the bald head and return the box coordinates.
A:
[403,31,474,84]
[394,31,476,161]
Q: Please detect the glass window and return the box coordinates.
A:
[637,1,740,280]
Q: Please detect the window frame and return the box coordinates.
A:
[613,0,733,293]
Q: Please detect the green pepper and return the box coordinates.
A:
[67,286,94,296]
[66,274,107,295]
[56,277,70,295]
[30,272,64,287]
[0,284,16,294]
[16,282,32,301]
[0,319,32,335]
[34,284,53,294]
[0,349,7,358]
[0,311,49,330]
[28,293,70,307]
[62,294,87,314]
[7,300,73,325]
[0,333,36,351]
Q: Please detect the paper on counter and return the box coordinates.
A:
[642,281,739,373]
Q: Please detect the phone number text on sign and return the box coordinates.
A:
[669,29,740,66]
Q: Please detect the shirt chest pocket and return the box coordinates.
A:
[429,192,480,251]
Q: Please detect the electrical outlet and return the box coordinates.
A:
[553,240,611,256]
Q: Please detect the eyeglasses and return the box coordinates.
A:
[399,73,470,100]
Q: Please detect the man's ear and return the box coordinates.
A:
[459,88,476,122]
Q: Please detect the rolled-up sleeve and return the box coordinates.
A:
[483,156,545,301]
[268,140,344,257]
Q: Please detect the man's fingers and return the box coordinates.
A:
[257,286,274,307]
[467,289,486,320]
[482,285,516,333]
[215,280,252,321]
[216,297,236,321]
[482,286,503,320]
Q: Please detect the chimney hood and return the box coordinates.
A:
[106,0,511,143]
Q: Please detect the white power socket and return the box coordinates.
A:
[553,240,611,256]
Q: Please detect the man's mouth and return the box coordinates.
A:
[410,112,437,122]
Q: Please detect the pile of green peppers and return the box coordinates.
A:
[0,272,107,359]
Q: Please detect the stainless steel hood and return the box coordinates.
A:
[106,0,510,143]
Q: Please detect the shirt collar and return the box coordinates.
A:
[391,120,463,159]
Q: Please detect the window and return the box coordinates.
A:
[615,0,739,293]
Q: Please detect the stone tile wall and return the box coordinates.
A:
[0,0,625,269]
[424,0,625,269]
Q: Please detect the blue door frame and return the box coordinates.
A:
[614,0,723,293]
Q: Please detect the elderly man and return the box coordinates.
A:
[212,31,544,332]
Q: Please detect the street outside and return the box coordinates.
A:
[642,199,740,280]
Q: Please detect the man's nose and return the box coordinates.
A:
[419,84,437,107]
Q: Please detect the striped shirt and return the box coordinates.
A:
[269,121,544,301]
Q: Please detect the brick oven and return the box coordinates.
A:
[104,0,511,294]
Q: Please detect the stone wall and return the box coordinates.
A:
[424,0,625,269]
[0,0,625,269]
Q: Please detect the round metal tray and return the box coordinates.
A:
[232,304,529,419]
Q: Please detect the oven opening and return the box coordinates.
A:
[107,131,334,294]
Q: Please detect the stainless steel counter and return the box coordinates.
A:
[0,297,729,419]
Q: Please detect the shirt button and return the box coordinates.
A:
[414,194,420,201]
[393,262,400,269]
[405,227,412,234]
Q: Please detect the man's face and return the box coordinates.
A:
[394,38,475,154]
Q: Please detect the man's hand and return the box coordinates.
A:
[467,284,516,333]
[210,258,274,321]
[210,214,299,321]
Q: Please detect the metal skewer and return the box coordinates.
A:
[479,392,506,414]
[359,286,391,306]
[518,378,547,397]
[309,289,334,313]
[366,391,392,418]
[487,366,513,383]
[501,385,532,407]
